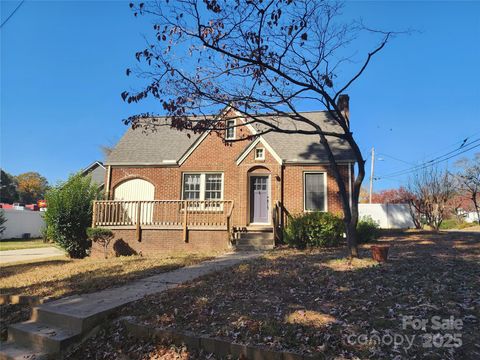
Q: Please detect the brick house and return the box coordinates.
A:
[92,97,355,255]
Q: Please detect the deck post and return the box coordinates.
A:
[91,201,97,228]
[136,201,142,242]
[183,201,188,242]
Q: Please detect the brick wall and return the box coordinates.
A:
[91,229,230,257]
[282,163,351,217]
[105,114,353,253]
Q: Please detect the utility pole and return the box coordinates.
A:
[369,147,375,204]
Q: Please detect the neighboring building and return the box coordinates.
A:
[81,161,106,190]
[91,97,355,255]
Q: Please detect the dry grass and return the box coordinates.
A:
[117,231,480,359]
[0,252,218,341]
[0,252,217,299]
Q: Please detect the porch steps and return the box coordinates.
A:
[0,252,264,360]
[0,306,88,360]
[0,341,49,360]
[235,229,275,251]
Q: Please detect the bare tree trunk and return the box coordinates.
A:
[345,217,359,258]
[315,134,363,258]
[473,194,480,225]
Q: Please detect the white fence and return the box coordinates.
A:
[0,210,45,239]
[465,211,479,223]
[358,203,414,229]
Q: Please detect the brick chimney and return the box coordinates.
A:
[337,94,350,128]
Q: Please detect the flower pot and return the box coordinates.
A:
[371,245,390,262]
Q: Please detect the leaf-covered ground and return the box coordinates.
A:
[101,230,479,359]
[0,252,216,341]
[66,319,219,360]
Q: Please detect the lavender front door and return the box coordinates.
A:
[250,176,269,223]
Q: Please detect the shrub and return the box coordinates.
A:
[44,174,101,258]
[356,216,380,243]
[87,227,114,259]
[284,212,344,249]
[439,218,458,230]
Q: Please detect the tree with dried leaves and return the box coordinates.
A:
[369,187,412,204]
[408,167,455,230]
[454,153,480,224]
[123,0,401,257]
[16,172,49,204]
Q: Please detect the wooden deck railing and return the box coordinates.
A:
[92,200,234,241]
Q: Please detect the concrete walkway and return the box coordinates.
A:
[0,251,263,359]
[0,247,65,265]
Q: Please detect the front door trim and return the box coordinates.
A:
[248,174,271,225]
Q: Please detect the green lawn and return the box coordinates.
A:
[0,238,53,251]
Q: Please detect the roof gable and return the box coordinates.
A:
[236,137,283,165]
[107,110,355,166]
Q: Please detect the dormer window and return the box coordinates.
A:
[225,120,236,140]
[255,148,265,160]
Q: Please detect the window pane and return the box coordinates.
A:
[305,173,325,211]
[226,120,235,139]
[205,173,222,200]
[183,174,201,200]
[255,148,264,159]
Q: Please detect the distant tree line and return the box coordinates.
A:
[0,170,49,204]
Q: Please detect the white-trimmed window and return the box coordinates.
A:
[304,172,327,212]
[255,148,265,160]
[225,120,236,140]
[182,173,224,209]
[183,174,202,200]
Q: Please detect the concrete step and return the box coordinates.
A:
[239,232,274,240]
[31,307,85,333]
[7,320,81,353]
[0,341,49,360]
[236,238,274,246]
[235,244,274,251]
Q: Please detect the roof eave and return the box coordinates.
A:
[105,162,180,167]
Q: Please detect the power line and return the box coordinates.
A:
[377,141,480,180]
[0,0,25,29]
[419,129,480,159]
[376,135,480,179]
[377,152,415,166]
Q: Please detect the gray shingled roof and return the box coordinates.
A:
[106,111,355,165]
[82,161,106,185]
[106,123,202,165]
[258,111,355,162]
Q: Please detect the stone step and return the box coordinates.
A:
[235,244,274,251]
[236,238,274,246]
[7,320,81,354]
[0,341,49,360]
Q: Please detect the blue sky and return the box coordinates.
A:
[1,0,479,191]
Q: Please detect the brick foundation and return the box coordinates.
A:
[91,229,230,257]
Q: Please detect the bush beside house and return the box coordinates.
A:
[44,174,101,258]
[285,213,381,248]
[284,212,344,249]
[356,216,380,243]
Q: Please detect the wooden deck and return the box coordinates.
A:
[92,200,235,241]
